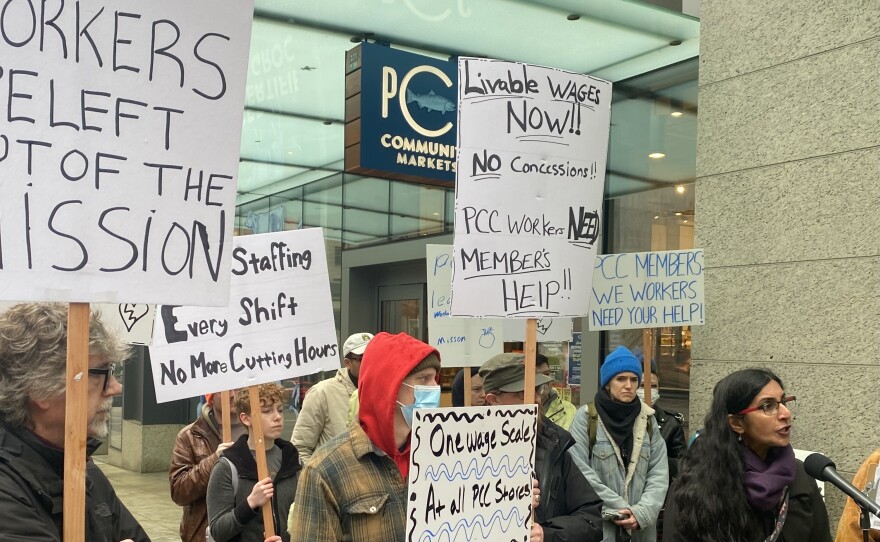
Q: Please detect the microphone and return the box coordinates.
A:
[804,453,880,517]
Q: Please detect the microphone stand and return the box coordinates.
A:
[859,504,871,542]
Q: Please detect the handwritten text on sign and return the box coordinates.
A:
[451,59,611,318]
[0,0,255,306]
[149,229,338,403]
[407,406,537,542]
[427,244,504,366]
[589,250,705,331]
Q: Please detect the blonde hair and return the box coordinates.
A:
[0,303,131,427]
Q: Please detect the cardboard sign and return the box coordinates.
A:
[427,244,505,367]
[503,317,573,342]
[0,1,255,306]
[0,301,154,345]
[149,229,338,403]
[589,250,705,330]
[450,58,611,318]
[407,405,537,542]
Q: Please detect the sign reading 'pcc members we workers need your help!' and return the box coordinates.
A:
[451,58,612,318]
[150,229,339,403]
[0,0,255,307]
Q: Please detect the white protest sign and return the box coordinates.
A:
[149,229,338,403]
[451,58,611,318]
[0,301,155,345]
[503,317,573,342]
[427,244,504,367]
[588,250,704,331]
[407,405,537,542]
[0,0,255,306]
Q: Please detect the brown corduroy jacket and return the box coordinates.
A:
[169,405,222,542]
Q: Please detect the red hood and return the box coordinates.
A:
[358,332,439,478]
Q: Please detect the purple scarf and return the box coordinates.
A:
[740,443,796,511]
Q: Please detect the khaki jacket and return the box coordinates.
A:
[291,367,356,463]
[169,405,222,542]
[835,449,880,542]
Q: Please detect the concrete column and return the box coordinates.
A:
[692,0,880,528]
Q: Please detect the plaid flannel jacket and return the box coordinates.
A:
[288,423,408,542]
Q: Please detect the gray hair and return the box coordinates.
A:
[0,303,131,428]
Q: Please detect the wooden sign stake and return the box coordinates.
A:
[523,318,538,525]
[463,369,472,407]
[247,386,276,538]
[642,329,653,403]
[220,390,232,442]
[63,302,90,542]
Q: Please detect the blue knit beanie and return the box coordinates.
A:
[600,346,643,388]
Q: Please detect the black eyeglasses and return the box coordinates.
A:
[88,363,117,392]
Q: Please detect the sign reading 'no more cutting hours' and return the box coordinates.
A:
[451,58,612,318]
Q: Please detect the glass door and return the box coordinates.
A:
[378,284,425,341]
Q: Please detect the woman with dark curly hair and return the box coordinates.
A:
[664,368,831,542]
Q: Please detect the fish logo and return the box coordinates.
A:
[405,89,455,115]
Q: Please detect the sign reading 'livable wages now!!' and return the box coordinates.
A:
[451,58,612,318]
[149,229,338,403]
[0,0,255,307]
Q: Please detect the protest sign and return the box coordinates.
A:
[407,405,537,542]
[149,229,338,403]
[503,317,573,342]
[0,0,255,307]
[589,249,704,331]
[450,58,611,318]
[427,244,504,366]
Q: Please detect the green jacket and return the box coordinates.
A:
[544,390,577,430]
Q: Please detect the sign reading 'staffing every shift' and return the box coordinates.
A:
[149,229,338,403]
[589,250,705,330]
[407,405,537,542]
[0,0,255,306]
[451,58,611,318]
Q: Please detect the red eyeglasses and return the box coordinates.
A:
[737,396,796,416]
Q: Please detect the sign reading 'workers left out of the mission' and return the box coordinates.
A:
[0,0,255,307]
[451,58,612,318]
[149,229,339,403]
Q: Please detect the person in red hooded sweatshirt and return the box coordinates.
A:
[287,332,441,541]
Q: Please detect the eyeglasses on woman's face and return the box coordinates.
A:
[737,395,796,416]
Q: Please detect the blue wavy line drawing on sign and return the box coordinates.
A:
[417,506,528,542]
[423,455,531,482]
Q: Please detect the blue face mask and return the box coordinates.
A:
[397,383,441,427]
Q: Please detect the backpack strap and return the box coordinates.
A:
[222,456,239,497]
[587,402,598,459]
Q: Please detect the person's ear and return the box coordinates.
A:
[485,393,497,406]
[727,414,746,435]
[239,411,251,427]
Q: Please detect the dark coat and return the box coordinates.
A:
[206,434,301,542]
[0,423,150,542]
[535,416,604,542]
[664,459,832,542]
[652,402,686,479]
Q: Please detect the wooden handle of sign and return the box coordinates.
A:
[642,329,652,403]
[463,369,472,407]
[63,303,90,542]
[221,390,232,442]
[247,386,276,538]
[524,318,538,525]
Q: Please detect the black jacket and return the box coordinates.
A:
[0,423,150,542]
[664,459,832,542]
[652,402,687,479]
[207,434,301,542]
[535,416,603,542]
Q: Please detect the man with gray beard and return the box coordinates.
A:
[0,303,149,541]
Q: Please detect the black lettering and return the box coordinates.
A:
[160,305,188,344]
[8,69,38,123]
[112,11,140,73]
[48,199,88,271]
[1,0,36,47]
[150,19,184,87]
[75,2,103,66]
[17,138,50,175]
[40,0,67,58]
[192,32,228,100]
[97,207,137,272]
